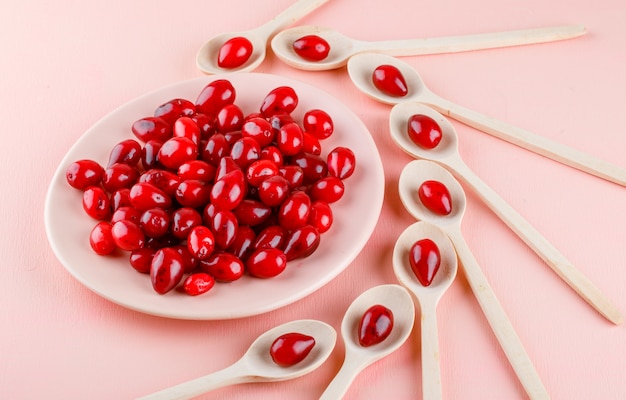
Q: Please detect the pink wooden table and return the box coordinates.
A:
[2,0,625,398]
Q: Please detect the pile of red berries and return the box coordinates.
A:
[65,79,356,296]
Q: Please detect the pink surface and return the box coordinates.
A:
[2,0,625,399]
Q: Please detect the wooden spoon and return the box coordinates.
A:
[271,24,586,70]
[137,319,336,400]
[393,221,458,400]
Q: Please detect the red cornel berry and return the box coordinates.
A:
[408,114,442,149]
[409,238,441,286]
[217,37,254,69]
[418,180,452,216]
[372,64,408,97]
[292,35,330,61]
[270,332,316,367]
[358,304,394,347]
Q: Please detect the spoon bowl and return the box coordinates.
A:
[393,221,457,400]
[139,319,336,400]
[398,159,466,227]
[196,0,331,74]
[390,102,460,162]
[271,26,360,71]
[320,284,415,399]
[393,221,458,302]
[391,102,623,325]
[273,24,587,71]
[196,31,269,74]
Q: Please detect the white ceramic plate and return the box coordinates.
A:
[44,73,384,320]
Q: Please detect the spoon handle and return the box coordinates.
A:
[360,24,586,56]
[257,0,331,38]
[446,227,550,400]
[136,362,247,400]
[447,157,623,325]
[424,95,626,187]
[419,301,444,400]
[319,355,366,400]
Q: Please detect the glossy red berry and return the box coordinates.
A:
[170,207,203,240]
[292,35,330,61]
[150,247,185,294]
[191,113,216,139]
[129,182,172,211]
[418,180,452,216]
[111,206,142,225]
[172,244,199,273]
[309,176,345,203]
[409,238,441,287]
[277,165,304,188]
[157,137,198,170]
[276,122,304,156]
[260,86,298,118]
[129,248,156,273]
[187,225,215,259]
[408,114,443,149]
[199,252,244,282]
[217,36,254,68]
[131,116,171,143]
[270,332,316,367]
[227,225,256,261]
[66,159,104,190]
[358,304,394,347]
[183,272,215,296]
[210,209,238,249]
[175,179,211,209]
[278,191,311,231]
[303,109,333,140]
[82,186,111,220]
[307,201,333,233]
[233,199,272,226]
[301,132,322,155]
[254,225,288,250]
[139,169,181,197]
[289,153,327,184]
[177,160,216,183]
[107,139,142,167]
[154,98,195,126]
[141,140,163,169]
[372,64,408,97]
[102,163,140,192]
[110,188,132,211]
[242,117,274,148]
[216,104,244,133]
[111,220,145,251]
[283,225,320,261]
[89,221,116,255]
[258,175,290,207]
[246,159,279,186]
[327,146,356,180]
[139,208,170,238]
[230,137,260,167]
[173,116,201,145]
[246,248,287,278]
[195,79,236,116]
[201,133,230,166]
[210,169,246,211]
